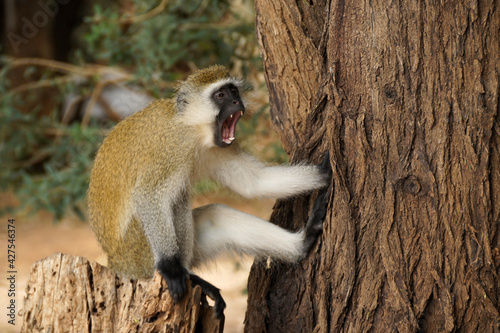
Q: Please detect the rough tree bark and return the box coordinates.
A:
[246,1,499,332]
[21,253,223,333]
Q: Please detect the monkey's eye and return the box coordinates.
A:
[214,92,225,100]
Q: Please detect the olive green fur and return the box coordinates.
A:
[88,96,200,278]
[181,65,230,90]
[88,65,245,279]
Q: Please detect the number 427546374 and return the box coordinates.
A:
[7,219,16,270]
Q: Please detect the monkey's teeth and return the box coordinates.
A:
[222,111,243,145]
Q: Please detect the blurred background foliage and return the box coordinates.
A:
[0,0,286,220]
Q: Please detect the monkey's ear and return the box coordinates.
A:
[176,92,188,113]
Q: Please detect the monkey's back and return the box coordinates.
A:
[88,99,196,278]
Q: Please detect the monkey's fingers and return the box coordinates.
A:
[303,177,333,253]
[165,275,188,303]
[319,151,333,181]
[213,297,226,320]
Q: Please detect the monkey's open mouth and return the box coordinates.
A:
[221,111,243,145]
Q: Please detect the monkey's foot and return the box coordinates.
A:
[157,256,189,303]
[190,274,226,320]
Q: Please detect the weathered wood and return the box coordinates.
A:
[247,0,500,332]
[21,253,223,333]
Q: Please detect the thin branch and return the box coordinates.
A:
[61,95,84,125]
[3,57,134,102]
[5,57,133,80]
[11,150,53,169]
[8,57,95,76]
[81,77,129,128]
[120,0,169,25]
[97,95,123,121]
[6,75,81,95]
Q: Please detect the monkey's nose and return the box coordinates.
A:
[232,100,239,105]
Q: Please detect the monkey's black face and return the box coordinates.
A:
[212,84,245,147]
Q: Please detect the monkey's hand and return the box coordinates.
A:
[318,150,333,187]
[157,257,189,304]
[303,151,332,254]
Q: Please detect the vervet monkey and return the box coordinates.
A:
[88,65,332,319]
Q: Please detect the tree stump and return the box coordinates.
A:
[21,253,223,333]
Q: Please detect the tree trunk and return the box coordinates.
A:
[246,1,499,332]
[21,253,223,333]
[2,0,84,116]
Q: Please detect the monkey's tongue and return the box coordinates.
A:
[222,111,243,144]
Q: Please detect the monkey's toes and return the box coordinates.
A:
[214,298,226,320]
[166,277,187,304]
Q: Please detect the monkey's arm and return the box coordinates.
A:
[209,149,330,199]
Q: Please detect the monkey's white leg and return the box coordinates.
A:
[134,184,195,302]
[191,204,306,267]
